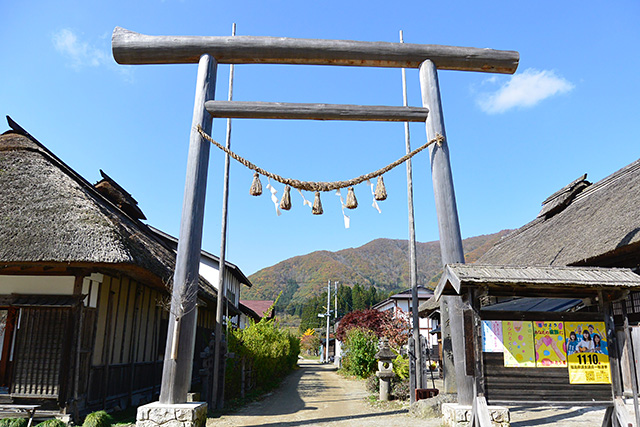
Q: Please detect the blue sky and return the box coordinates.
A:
[2,1,639,277]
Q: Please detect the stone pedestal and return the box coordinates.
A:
[442,403,510,427]
[136,402,207,427]
[377,371,394,401]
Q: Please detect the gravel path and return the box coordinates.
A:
[208,359,441,427]
[208,359,633,426]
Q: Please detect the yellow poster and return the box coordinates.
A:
[564,321,611,384]
[534,321,567,367]
[502,321,535,367]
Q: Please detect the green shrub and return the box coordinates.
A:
[392,354,409,380]
[0,419,27,427]
[82,411,113,427]
[341,328,378,378]
[225,312,301,400]
[35,420,66,427]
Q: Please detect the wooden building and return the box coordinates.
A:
[470,158,640,400]
[0,119,248,420]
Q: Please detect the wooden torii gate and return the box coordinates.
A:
[111,27,519,411]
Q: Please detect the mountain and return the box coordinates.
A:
[244,230,511,305]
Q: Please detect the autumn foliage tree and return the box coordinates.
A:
[300,328,321,356]
[336,309,409,352]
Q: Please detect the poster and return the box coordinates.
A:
[534,321,567,367]
[482,320,504,353]
[502,320,535,367]
[564,321,611,384]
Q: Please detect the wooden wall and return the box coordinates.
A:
[84,274,217,411]
[481,311,614,405]
[86,275,166,409]
[483,352,612,404]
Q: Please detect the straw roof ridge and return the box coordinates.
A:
[0,118,216,300]
[479,157,640,267]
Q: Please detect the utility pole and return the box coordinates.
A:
[325,280,331,363]
[334,281,338,320]
[317,280,333,363]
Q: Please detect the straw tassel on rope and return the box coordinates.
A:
[346,187,358,209]
[280,185,292,210]
[250,172,262,196]
[375,176,387,201]
[312,191,323,215]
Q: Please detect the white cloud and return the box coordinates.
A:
[478,69,574,114]
[52,28,110,68]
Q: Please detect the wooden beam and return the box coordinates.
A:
[420,58,474,405]
[159,54,217,405]
[205,101,429,122]
[112,27,519,74]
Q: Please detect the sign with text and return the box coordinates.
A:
[564,321,611,384]
[534,321,567,368]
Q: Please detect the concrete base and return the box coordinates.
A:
[442,403,510,427]
[136,402,207,427]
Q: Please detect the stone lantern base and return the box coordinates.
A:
[136,402,207,427]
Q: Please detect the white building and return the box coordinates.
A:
[372,286,439,348]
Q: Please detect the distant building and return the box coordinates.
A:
[372,286,438,349]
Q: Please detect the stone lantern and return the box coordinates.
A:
[375,337,396,401]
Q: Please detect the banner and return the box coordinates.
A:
[482,320,503,353]
[564,321,611,384]
[534,321,567,367]
[503,321,535,367]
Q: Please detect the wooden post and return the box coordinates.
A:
[212,24,236,410]
[400,30,422,398]
[621,299,640,427]
[419,59,474,405]
[159,54,217,405]
[601,292,624,398]
[408,336,416,404]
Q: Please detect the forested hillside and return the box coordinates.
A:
[244,230,511,317]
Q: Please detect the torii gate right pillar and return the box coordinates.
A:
[419,59,474,405]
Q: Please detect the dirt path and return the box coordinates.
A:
[209,359,441,427]
[208,359,629,426]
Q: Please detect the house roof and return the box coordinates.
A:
[0,117,216,300]
[479,158,640,267]
[148,225,252,288]
[435,264,640,300]
[372,286,433,311]
[239,300,275,318]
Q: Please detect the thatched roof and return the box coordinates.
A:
[479,158,640,267]
[0,118,215,300]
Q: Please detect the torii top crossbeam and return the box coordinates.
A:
[112,27,519,73]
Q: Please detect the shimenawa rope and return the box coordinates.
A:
[196,125,443,192]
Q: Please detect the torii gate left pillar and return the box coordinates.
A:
[111,27,518,413]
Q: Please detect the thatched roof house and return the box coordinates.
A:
[479,160,640,269]
[0,117,217,298]
[0,117,225,419]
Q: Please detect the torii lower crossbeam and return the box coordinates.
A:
[205,101,428,121]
